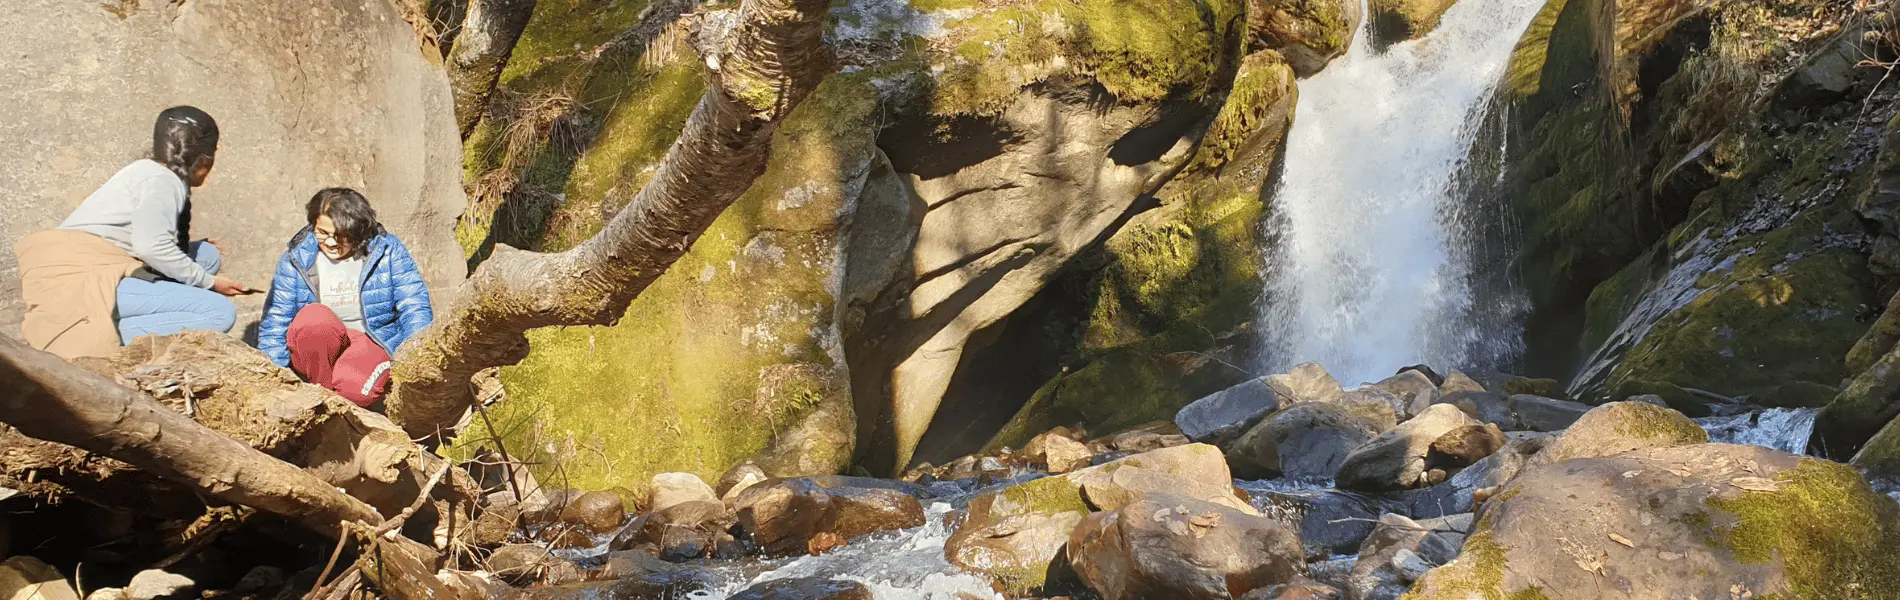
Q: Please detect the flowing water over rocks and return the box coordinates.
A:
[1259,0,1543,384]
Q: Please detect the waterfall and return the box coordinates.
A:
[1258,0,1544,385]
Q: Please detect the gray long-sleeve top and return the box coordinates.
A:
[58,159,212,289]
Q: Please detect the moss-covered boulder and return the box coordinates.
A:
[1404,445,1900,599]
[451,0,910,490]
[1247,0,1359,76]
[984,52,1296,453]
[1523,400,1705,470]
[1368,0,1458,45]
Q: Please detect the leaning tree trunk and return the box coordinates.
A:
[447,0,539,139]
[385,0,835,438]
[0,336,382,536]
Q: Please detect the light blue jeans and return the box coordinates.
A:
[116,241,236,344]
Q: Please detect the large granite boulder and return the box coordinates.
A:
[1068,493,1302,600]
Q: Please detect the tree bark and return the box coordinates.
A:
[0,336,382,537]
[385,0,835,438]
[447,0,540,139]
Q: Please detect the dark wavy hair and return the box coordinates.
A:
[152,106,219,185]
[306,188,384,258]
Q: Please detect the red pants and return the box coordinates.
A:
[288,304,392,408]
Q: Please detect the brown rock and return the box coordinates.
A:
[1266,362,1345,405]
[728,577,873,600]
[807,532,848,555]
[1427,424,1506,469]
[0,557,78,600]
[487,544,558,582]
[560,491,627,535]
[1240,577,1343,599]
[1229,403,1379,480]
[718,463,769,503]
[1025,430,1093,474]
[1068,494,1302,600]
[649,473,719,513]
[1334,404,1481,492]
[731,477,926,557]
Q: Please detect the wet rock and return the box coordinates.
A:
[1,557,79,600]
[488,544,559,581]
[1498,376,1567,399]
[560,491,627,535]
[1068,493,1302,600]
[1524,401,1707,469]
[1436,370,1486,395]
[522,567,721,600]
[1408,444,1900,599]
[1345,513,1469,600]
[524,489,584,526]
[1175,377,1281,446]
[1436,391,1513,427]
[1229,403,1379,480]
[592,550,674,581]
[1398,365,1445,386]
[1247,0,1360,77]
[1507,394,1590,431]
[1240,577,1344,599]
[1368,370,1440,419]
[946,444,1252,595]
[1069,444,1259,514]
[650,473,719,513]
[1266,362,1345,405]
[944,476,1091,597]
[728,577,873,600]
[125,570,193,600]
[1333,388,1402,432]
[1097,422,1192,454]
[730,477,927,557]
[1335,404,1481,492]
[1255,488,1404,558]
[469,502,521,546]
[233,566,283,594]
[1426,424,1506,469]
[718,463,770,503]
[1025,429,1094,474]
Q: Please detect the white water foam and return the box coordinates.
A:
[1696,407,1820,455]
[697,502,1003,599]
[1259,0,1544,384]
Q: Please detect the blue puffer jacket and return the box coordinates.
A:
[257,228,435,367]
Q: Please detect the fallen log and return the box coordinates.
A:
[0,335,381,536]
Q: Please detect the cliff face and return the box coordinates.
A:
[0,0,468,337]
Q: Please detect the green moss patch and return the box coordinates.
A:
[1706,459,1900,599]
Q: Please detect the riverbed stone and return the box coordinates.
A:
[1369,370,1440,419]
[1176,377,1281,445]
[1024,429,1093,474]
[125,570,193,600]
[1335,404,1481,492]
[727,577,873,600]
[1229,403,1380,480]
[1507,394,1590,431]
[1,557,79,600]
[1407,444,1900,599]
[1267,362,1346,405]
[943,475,1091,597]
[1524,401,1707,469]
[1068,493,1302,600]
[649,473,719,513]
[1436,391,1513,427]
[1344,513,1469,600]
[560,491,627,535]
[1427,424,1506,469]
[730,477,927,557]
[1255,488,1406,558]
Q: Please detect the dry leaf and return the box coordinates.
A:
[1731,477,1784,492]
[1609,533,1635,548]
[1658,551,1685,561]
[1622,470,1642,479]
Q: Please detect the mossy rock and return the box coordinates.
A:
[1525,400,1707,469]
[924,0,1247,116]
[1594,205,1874,406]
[1246,0,1358,76]
[1367,0,1458,46]
[449,0,889,489]
[1406,445,1900,599]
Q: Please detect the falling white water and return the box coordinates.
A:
[1260,0,1544,384]
[1696,408,1821,455]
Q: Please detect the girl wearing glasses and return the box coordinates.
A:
[256,188,434,408]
